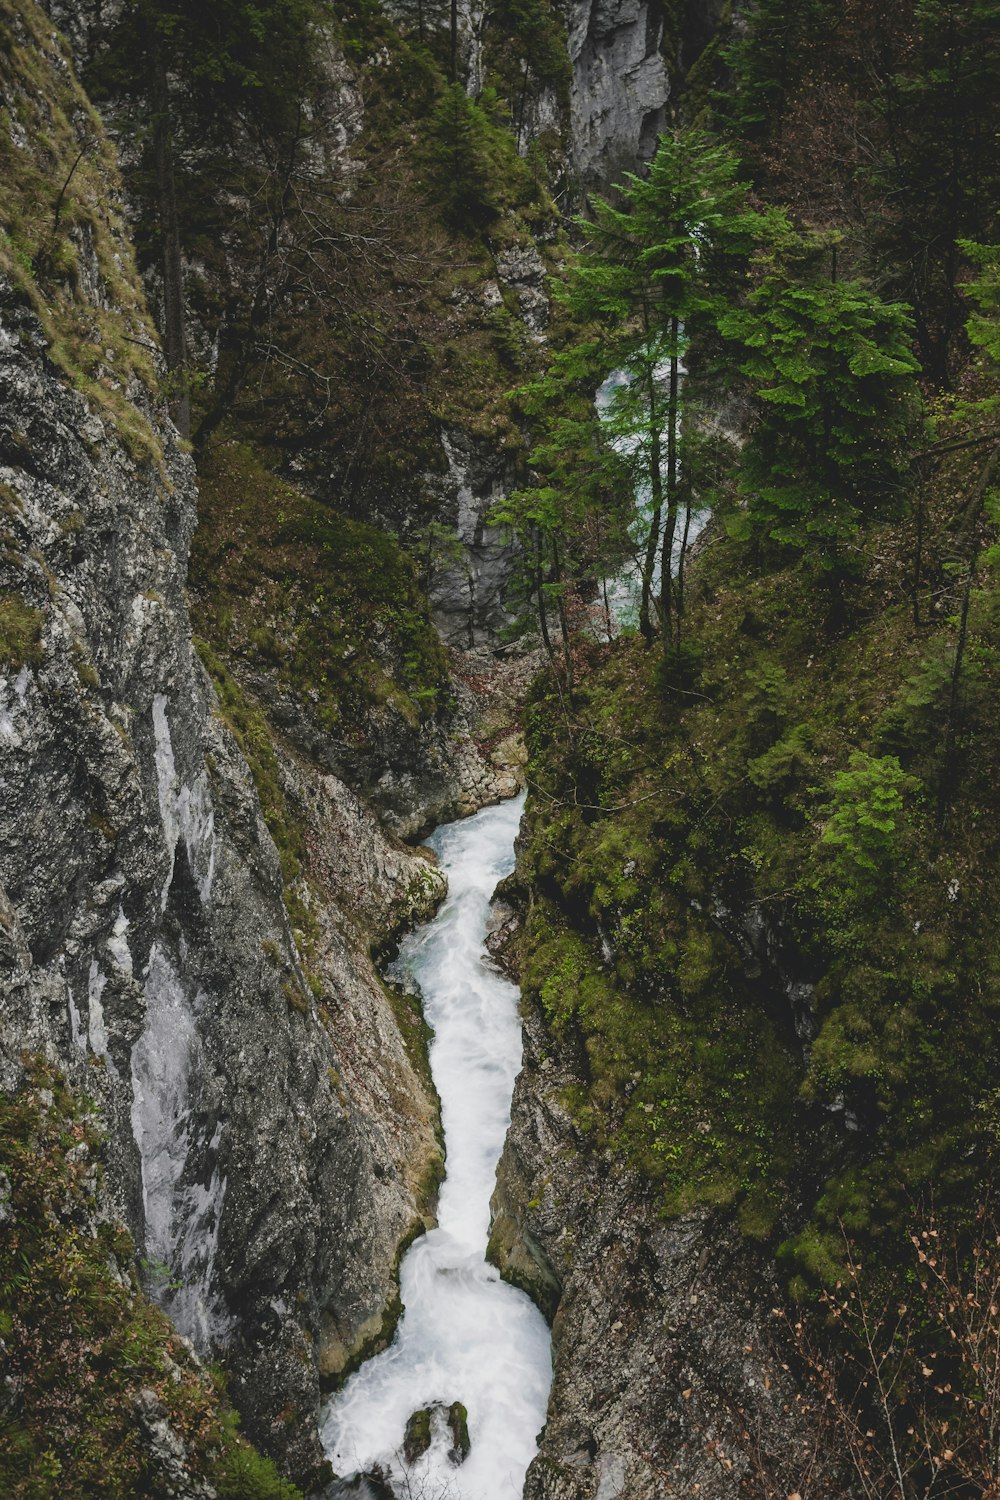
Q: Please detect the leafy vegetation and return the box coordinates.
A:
[190,441,451,752]
[83,0,561,517]
[720,240,923,588]
[507,0,1000,1334]
[0,592,43,669]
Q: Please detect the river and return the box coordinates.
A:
[321,791,552,1500]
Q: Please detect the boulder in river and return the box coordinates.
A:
[446,1400,471,1466]
[323,1467,395,1500]
[403,1406,433,1463]
[402,1399,471,1467]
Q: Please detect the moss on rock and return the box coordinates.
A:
[0,591,42,669]
[0,1061,302,1500]
[191,440,450,753]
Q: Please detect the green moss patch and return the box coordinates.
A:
[0,0,162,466]
[195,637,305,887]
[0,591,43,669]
[191,441,450,746]
[0,1061,302,1499]
[518,437,1000,1268]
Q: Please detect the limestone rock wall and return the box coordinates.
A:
[561,0,670,189]
[0,267,451,1481]
[490,997,824,1500]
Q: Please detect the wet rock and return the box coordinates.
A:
[402,1399,470,1468]
[492,995,829,1499]
[322,1467,395,1500]
[446,1399,471,1466]
[403,1406,433,1463]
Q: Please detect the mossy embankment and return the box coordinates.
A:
[513,428,1000,1283]
[0,1064,303,1500]
[190,440,451,748]
[0,0,165,465]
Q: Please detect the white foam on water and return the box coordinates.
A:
[321,792,552,1500]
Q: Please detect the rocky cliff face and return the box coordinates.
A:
[0,269,448,1481]
[490,997,821,1500]
[0,10,455,1483]
[560,0,670,188]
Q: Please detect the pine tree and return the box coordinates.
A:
[719,231,923,592]
[723,0,838,144]
[565,129,758,647]
[424,85,526,228]
[497,337,634,678]
[868,0,1000,384]
[616,130,763,644]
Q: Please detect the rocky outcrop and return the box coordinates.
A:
[490,1002,824,1499]
[0,262,452,1481]
[560,0,670,189]
[428,429,520,651]
[0,14,451,1482]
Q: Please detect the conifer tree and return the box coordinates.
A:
[868,0,1000,384]
[497,337,634,678]
[425,85,505,228]
[719,232,923,594]
[546,129,757,648]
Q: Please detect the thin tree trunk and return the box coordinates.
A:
[911,457,929,627]
[534,529,553,660]
[658,331,681,646]
[936,446,1000,825]
[450,0,459,82]
[551,534,574,695]
[936,529,977,829]
[675,480,693,653]
[638,353,663,645]
[149,22,189,439]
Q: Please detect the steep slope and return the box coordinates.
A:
[0,3,449,1486]
[489,435,1000,1494]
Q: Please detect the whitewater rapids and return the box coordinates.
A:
[321,791,552,1500]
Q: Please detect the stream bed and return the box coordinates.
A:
[321,791,552,1499]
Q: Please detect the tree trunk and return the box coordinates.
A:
[675,478,693,653]
[658,329,681,646]
[936,445,1000,825]
[148,20,189,439]
[551,534,575,696]
[534,529,553,661]
[638,354,663,645]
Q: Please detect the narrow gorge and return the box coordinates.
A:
[1,1,998,1499]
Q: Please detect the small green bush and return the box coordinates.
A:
[0,592,43,670]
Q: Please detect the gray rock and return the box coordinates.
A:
[560,0,670,189]
[491,997,830,1499]
[136,1387,217,1499]
[428,428,519,651]
[0,258,441,1483]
